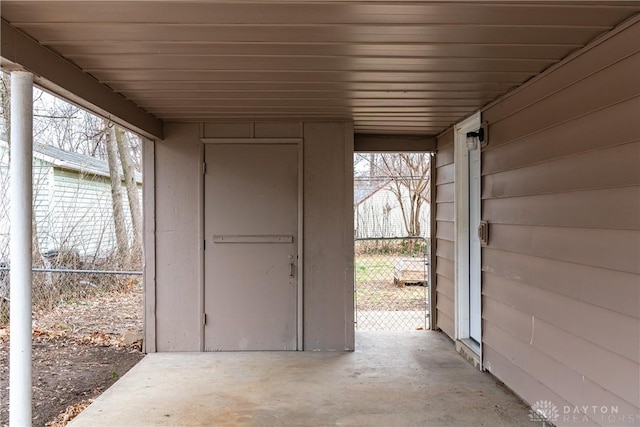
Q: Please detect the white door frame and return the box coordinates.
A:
[453,113,483,363]
[199,137,304,351]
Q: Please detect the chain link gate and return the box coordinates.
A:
[354,237,430,331]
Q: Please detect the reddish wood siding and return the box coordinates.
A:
[434,20,640,424]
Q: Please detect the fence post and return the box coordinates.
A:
[9,70,34,427]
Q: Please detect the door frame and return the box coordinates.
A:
[198,136,304,351]
[453,112,483,364]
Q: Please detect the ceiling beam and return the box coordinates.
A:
[0,19,163,139]
[354,133,436,152]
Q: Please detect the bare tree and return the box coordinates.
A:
[114,126,142,252]
[2,84,144,267]
[381,153,430,237]
[357,153,431,237]
[104,121,129,261]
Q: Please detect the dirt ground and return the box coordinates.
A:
[0,287,144,427]
[354,254,428,312]
[355,280,427,311]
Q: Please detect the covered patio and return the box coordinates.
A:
[1,1,639,426]
[69,332,532,426]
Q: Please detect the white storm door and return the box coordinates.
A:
[454,112,483,355]
[204,143,298,351]
[468,144,482,344]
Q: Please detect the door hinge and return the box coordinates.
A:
[202,313,207,326]
[203,239,206,250]
[203,162,207,175]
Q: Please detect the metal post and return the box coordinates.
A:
[9,71,33,427]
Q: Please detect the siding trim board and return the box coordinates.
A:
[142,139,157,353]
[428,153,437,330]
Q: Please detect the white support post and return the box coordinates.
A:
[9,71,33,427]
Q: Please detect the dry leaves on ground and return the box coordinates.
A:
[0,286,145,427]
[45,400,93,427]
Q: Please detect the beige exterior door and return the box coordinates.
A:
[204,143,298,351]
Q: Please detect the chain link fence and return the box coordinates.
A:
[0,250,141,323]
[355,237,430,331]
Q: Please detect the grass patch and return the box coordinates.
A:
[355,254,427,312]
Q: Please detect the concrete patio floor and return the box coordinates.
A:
[70,331,536,426]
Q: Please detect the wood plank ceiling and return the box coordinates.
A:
[2,1,639,135]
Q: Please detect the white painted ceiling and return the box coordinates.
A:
[2,1,640,135]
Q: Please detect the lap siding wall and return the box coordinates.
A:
[434,20,640,426]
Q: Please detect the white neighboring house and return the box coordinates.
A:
[354,180,430,239]
[0,140,141,262]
